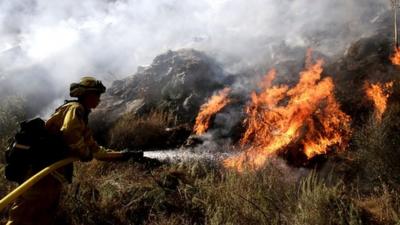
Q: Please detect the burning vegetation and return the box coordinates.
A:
[224,54,351,171]
[390,47,400,65]
[365,81,393,122]
[193,88,231,135]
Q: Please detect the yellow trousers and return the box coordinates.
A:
[6,175,62,225]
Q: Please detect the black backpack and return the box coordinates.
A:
[5,118,68,183]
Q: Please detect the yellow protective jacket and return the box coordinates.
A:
[45,101,108,181]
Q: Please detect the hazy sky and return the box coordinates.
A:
[0,0,390,115]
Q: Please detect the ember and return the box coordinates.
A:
[224,54,351,171]
[390,47,400,65]
[365,81,393,121]
[193,88,231,135]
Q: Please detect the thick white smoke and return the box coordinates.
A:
[0,0,390,115]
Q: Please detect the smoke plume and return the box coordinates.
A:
[0,0,390,116]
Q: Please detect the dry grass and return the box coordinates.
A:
[108,110,177,150]
[292,172,361,225]
[54,159,370,225]
[0,147,399,225]
[1,97,400,225]
[355,185,400,225]
[353,103,400,189]
[55,102,400,225]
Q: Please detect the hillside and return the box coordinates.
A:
[1,15,400,225]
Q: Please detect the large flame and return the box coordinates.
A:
[194,88,231,135]
[390,47,400,65]
[224,57,351,172]
[365,81,393,121]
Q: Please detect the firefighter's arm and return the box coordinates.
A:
[92,144,143,161]
[93,147,126,161]
[60,105,93,161]
[62,104,142,162]
[85,133,129,161]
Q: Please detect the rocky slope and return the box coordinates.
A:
[95,49,233,122]
[91,49,235,147]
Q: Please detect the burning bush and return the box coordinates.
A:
[390,47,400,65]
[364,81,393,122]
[224,54,351,171]
[193,88,231,135]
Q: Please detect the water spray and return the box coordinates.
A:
[144,149,232,162]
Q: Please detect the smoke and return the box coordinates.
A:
[0,0,390,116]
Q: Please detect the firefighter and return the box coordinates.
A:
[6,77,128,225]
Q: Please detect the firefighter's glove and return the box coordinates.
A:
[120,149,144,161]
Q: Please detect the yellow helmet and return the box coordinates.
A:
[70,76,106,97]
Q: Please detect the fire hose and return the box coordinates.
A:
[0,157,77,211]
[0,150,147,211]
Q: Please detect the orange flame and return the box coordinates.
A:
[365,81,393,121]
[194,88,231,135]
[224,57,351,172]
[390,47,400,65]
